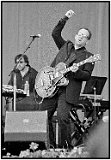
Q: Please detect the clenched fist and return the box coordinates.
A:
[65,10,75,18]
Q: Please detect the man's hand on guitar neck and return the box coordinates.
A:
[71,63,79,72]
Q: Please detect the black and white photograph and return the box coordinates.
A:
[1,1,109,158]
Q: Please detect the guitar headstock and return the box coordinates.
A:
[86,54,101,63]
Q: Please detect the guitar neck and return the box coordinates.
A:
[61,54,100,75]
[63,59,88,74]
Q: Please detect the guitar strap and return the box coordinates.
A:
[65,42,76,67]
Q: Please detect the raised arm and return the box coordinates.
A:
[52,10,75,49]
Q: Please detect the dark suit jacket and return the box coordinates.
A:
[51,16,94,104]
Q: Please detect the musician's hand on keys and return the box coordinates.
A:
[65,10,75,18]
[71,63,79,72]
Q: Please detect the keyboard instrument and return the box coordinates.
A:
[2,85,26,98]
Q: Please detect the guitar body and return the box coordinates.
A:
[35,62,68,98]
[35,66,56,98]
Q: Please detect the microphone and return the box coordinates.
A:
[30,34,41,38]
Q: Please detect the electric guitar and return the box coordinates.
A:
[35,54,101,98]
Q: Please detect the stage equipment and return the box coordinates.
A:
[83,76,107,95]
[70,76,108,147]
[4,111,49,149]
[2,85,26,98]
[30,34,41,38]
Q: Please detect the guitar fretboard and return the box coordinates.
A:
[59,54,100,75]
[62,59,89,74]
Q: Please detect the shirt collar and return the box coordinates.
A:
[75,46,86,51]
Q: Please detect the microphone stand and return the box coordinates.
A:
[23,36,37,54]
[93,87,97,122]
[9,37,37,111]
[13,72,16,111]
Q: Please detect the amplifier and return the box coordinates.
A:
[4,111,49,148]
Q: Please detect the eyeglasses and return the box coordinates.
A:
[77,34,88,39]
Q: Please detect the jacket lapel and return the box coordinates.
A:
[69,52,76,63]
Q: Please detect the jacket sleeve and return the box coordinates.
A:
[74,62,95,81]
[52,16,68,49]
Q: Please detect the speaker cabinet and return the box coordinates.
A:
[4,111,49,148]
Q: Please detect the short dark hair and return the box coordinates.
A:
[78,27,92,40]
[15,54,29,65]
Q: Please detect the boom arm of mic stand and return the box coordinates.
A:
[23,36,36,54]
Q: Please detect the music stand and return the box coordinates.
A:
[83,76,107,125]
[83,76,107,95]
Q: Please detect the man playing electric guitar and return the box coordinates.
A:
[39,10,95,148]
